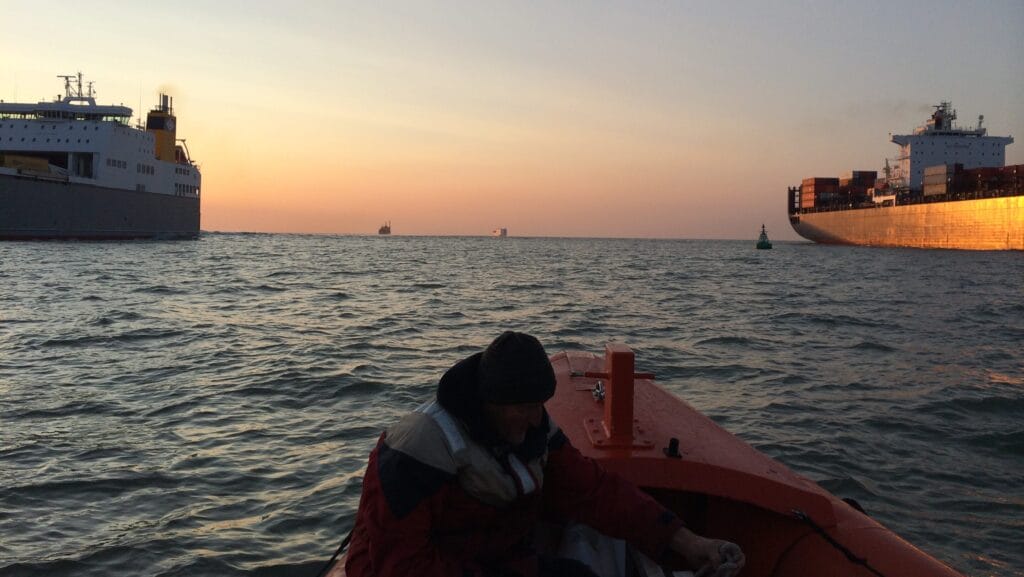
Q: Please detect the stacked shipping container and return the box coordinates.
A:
[922,163,1021,196]
[923,164,959,196]
[800,172,876,208]
[800,177,839,208]
[840,170,877,204]
[962,164,1020,193]
[794,164,1021,212]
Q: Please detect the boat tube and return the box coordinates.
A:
[543,344,961,577]
[325,344,963,577]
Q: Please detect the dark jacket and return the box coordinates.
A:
[344,353,684,577]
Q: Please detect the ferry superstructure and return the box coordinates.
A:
[0,73,200,239]
[787,103,1021,250]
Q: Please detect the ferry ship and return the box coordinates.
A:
[787,102,1022,250]
[0,73,201,240]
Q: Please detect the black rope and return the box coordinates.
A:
[791,509,888,577]
[314,529,353,577]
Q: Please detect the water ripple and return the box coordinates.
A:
[0,236,1021,576]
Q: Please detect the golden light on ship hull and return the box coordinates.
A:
[791,196,1024,250]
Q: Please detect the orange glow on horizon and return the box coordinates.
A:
[3,3,1021,239]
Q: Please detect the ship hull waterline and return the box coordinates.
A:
[1,175,200,240]
[790,195,1023,250]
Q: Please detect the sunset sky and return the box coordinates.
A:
[3,1,1022,239]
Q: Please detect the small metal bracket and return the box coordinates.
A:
[584,417,654,449]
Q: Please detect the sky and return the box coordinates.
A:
[3,1,1023,239]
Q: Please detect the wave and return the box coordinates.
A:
[962,429,1024,456]
[692,336,777,351]
[133,285,185,295]
[921,393,1024,418]
[88,311,142,326]
[394,282,447,292]
[695,335,755,346]
[15,400,129,419]
[849,340,897,352]
[0,472,182,503]
[40,328,186,348]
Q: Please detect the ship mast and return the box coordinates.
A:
[56,72,96,103]
[57,74,77,99]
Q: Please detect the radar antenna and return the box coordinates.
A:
[57,74,77,99]
[56,72,90,100]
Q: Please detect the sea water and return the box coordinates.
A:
[1,234,1021,576]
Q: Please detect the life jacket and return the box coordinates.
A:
[384,399,561,508]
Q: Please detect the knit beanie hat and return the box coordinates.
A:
[477,331,556,404]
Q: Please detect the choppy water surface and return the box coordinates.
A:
[1,235,1021,576]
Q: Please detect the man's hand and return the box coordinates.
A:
[669,527,745,577]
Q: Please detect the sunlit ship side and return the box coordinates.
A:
[788,103,1022,250]
[0,73,201,240]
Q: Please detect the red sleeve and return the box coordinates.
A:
[541,434,685,561]
[347,439,490,577]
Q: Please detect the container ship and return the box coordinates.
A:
[0,73,200,240]
[787,102,1022,250]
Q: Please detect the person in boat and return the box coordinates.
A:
[344,331,744,577]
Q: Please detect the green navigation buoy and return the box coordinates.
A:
[756,224,772,249]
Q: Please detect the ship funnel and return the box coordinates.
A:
[147,93,178,162]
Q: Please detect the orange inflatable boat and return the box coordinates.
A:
[326,344,963,577]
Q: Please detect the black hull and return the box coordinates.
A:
[0,175,200,240]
